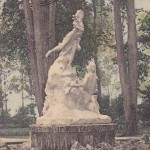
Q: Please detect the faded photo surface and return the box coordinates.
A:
[0,0,150,150]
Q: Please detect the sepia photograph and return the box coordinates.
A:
[0,0,150,149]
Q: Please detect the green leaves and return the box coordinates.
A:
[138,85,150,127]
[138,11,150,44]
[143,49,150,56]
[0,0,27,63]
[12,104,36,127]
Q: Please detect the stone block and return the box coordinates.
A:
[30,123,117,150]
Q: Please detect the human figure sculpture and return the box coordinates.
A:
[42,10,84,114]
[45,10,84,64]
[67,59,100,113]
[37,10,112,125]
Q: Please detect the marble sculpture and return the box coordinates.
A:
[37,10,112,125]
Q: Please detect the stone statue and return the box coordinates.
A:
[45,10,84,64]
[67,59,100,113]
[37,10,112,125]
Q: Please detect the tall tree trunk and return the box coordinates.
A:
[114,0,133,136]
[0,60,4,125]
[127,0,138,135]
[92,0,102,101]
[21,69,24,107]
[41,2,50,67]
[23,0,42,115]
[23,0,56,116]
[114,0,138,136]
[4,73,7,110]
[48,1,57,64]
[31,0,49,116]
[0,61,3,108]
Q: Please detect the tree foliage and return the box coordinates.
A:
[137,11,150,81]
[11,103,36,128]
[0,0,27,64]
[114,0,138,135]
[138,11,150,45]
[0,109,11,125]
[138,86,150,127]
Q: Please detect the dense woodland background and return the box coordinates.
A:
[0,0,150,136]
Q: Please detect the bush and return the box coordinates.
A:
[0,109,12,125]
[11,104,36,128]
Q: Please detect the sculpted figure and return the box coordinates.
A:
[45,10,84,65]
[42,10,84,115]
[84,59,100,113]
[37,10,112,125]
[71,59,98,94]
[67,59,100,113]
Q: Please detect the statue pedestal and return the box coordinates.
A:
[30,123,117,150]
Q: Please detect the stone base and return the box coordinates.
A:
[30,123,117,150]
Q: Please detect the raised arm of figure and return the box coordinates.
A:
[46,31,74,58]
[46,43,62,58]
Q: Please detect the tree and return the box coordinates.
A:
[8,66,34,107]
[12,103,36,128]
[92,0,102,101]
[1,0,115,117]
[111,95,124,132]
[114,0,138,136]
[0,109,11,125]
[138,86,150,127]
[23,0,57,115]
[23,0,87,115]
[0,57,10,124]
[0,0,27,63]
[1,0,87,116]
[80,0,114,102]
[137,11,150,127]
[0,61,3,124]
[127,0,138,135]
[0,0,34,110]
[138,11,150,81]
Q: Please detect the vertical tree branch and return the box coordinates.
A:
[92,0,102,101]
[23,0,42,115]
[114,0,133,136]
[48,1,57,64]
[127,0,138,134]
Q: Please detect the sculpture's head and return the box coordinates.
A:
[75,10,84,20]
[73,10,84,30]
[86,59,96,73]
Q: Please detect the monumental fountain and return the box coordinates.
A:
[30,10,117,150]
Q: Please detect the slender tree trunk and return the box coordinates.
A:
[23,0,42,115]
[41,2,50,69]
[92,0,102,101]
[0,61,3,108]
[127,0,138,135]
[23,0,56,116]
[48,1,57,64]
[114,0,138,135]
[31,0,49,116]
[4,73,7,110]
[0,60,4,125]
[114,0,132,136]
[21,69,24,107]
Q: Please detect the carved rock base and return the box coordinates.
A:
[30,123,117,150]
